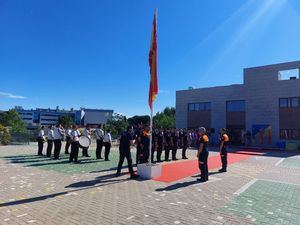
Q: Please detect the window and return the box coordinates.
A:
[194,103,200,111]
[279,97,300,108]
[280,129,300,140]
[188,103,195,111]
[188,102,211,111]
[227,100,245,112]
[278,69,299,80]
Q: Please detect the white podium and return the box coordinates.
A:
[137,163,162,179]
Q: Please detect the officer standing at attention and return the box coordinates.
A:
[65,127,72,154]
[95,124,104,159]
[140,125,150,163]
[135,124,143,165]
[164,128,172,161]
[156,128,164,163]
[171,128,179,161]
[197,127,209,182]
[219,128,229,172]
[46,125,54,157]
[116,126,139,179]
[53,124,64,160]
[37,126,45,156]
[82,125,91,157]
[182,128,189,159]
[69,125,80,163]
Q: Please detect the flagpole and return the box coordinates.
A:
[149,107,153,165]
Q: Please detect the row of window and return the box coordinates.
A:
[279,97,300,108]
[40,119,58,122]
[280,129,300,140]
[188,100,245,112]
[41,113,59,117]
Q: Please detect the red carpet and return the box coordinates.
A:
[153,150,264,183]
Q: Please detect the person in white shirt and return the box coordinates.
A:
[46,125,54,157]
[69,125,80,163]
[104,129,112,161]
[95,124,104,159]
[65,127,72,154]
[82,126,91,157]
[37,126,45,156]
[53,124,64,160]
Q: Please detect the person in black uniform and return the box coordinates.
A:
[135,124,143,166]
[171,128,179,160]
[156,128,164,162]
[140,125,150,163]
[219,128,229,172]
[182,128,189,159]
[164,128,172,161]
[69,125,80,163]
[151,128,158,163]
[116,126,139,179]
[197,127,209,182]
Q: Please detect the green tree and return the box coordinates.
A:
[0,109,27,133]
[0,124,11,145]
[106,113,129,136]
[127,115,150,126]
[153,107,176,129]
[58,115,74,128]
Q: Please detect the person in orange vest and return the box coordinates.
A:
[197,127,209,182]
[219,128,229,172]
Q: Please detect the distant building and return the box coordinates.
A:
[15,107,113,130]
[176,61,300,148]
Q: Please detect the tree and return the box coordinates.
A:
[58,115,74,128]
[153,107,176,129]
[0,109,27,133]
[0,124,11,145]
[106,113,129,136]
[128,115,150,126]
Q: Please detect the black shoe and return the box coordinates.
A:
[197,178,207,182]
[182,157,188,159]
[165,159,171,162]
[172,158,178,161]
[69,160,73,163]
[116,173,121,177]
[130,174,139,179]
[105,159,110,161]
[74,161,80,164]
[86,155,91,157]
[65,152,69,154]
[38,153,43,156]
[157,160,162,163]
[218,168,227,172]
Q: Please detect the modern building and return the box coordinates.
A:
[176,61,300,148]
[16,106,113,130]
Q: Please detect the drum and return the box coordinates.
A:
[79,136,91,148]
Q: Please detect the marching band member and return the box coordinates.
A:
[69,125,80,163]
[140,125,150,163]
[37,126,45,156]
[104,129,112,161]
[46,125,54,157]
[95,124,104,159]
[65,126,72,154]
[53,124,64,160]
[82,126,91,157]
[197,127,209,182]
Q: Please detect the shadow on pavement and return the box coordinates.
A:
[155,180,199,192]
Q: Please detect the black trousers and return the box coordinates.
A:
[136,145,142,165]
[117,150,134,176]
[70,141,79,162]
[37,137,44,155]
[82,147,89,156]
[96,139,104,159]
[172,145,178,160]
[199,151,209,181]
[182,144,188,158]
[157,145,163,162]
[65,137,71,154]
[140,147,149,164]
[165,145,171,161]
[104,142,111,160]
[53,139,62,159]
[46,140,53,157]
[221,148,228,170]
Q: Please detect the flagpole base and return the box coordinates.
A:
[137,163,162,179]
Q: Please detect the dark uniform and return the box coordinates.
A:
[140,131,150,163]
[135,128,142,165]
[171,130,179,160]
[219,133,229,172]
[151,131,158,163]
[164,130,172,161]
[182,130,188,159]
[157,130,164,162]
[198,134,209,182]
[116,131,135,178]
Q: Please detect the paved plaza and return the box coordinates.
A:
[0,143,300,225]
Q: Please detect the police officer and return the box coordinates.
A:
[156,128,164,162]
[65,126,72,154]
[182,128,189,159]
[95,124,104,159]
[219,128,229,172]
[135,124,143,165]
[171,128,179,160]
[37,126,45,156]
[164,128,172,162]
[151,128,158,163]
[82,125,91,157]
[197,127,209,182]
[140,125,150,163]
[69,125,80,163]
[46,125,54,157]
[116,126,139,179]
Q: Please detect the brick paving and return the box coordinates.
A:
[0,143,299,225]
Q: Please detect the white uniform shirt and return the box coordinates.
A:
[83,129,91,139]
[47,129,54,140]
[66,129,72,137]
[53,127,63,140]
[104,133,111,143]
[38,130,44,138]
[95,128,104,140]
[71,129,80,142]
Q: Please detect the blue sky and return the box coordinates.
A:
[1,0,300,116]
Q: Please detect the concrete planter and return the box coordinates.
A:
[137,163,162,179]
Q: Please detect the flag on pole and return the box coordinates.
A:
[148,9,158,110]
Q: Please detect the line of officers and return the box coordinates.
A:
[37,124,111,163]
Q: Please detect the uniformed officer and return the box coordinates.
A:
[65,127,72,154]
[46,125,54,157]
[182,128,189,159]
[135,124,143,165]
[219,128,229,172]
[171,128,179,160]
[53,124,64,160]
[82,125,91,157]
[37,126,45,156]
[197,127,209,182]
[95,124,104,159]
[156,128,164,162]
[116,126,139,179]
[164,128,172,162]
[151,128,158,163]
[140,125,150,163]
[69,125,80,163]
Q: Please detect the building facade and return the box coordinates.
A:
[176,61,300,148]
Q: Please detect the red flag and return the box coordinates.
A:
[148,10,158,110]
